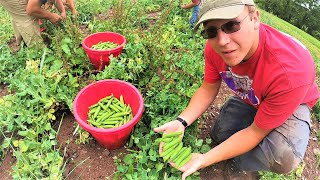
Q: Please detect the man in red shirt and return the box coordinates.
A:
[154,0,319,179]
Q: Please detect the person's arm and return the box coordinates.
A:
[154,80,221,134]
[203,123,271,166]
[26,0,63,24]
[178,80,221,126]
[180,122,272,180]
[154,80,221,154]
[65,0,78,15]
[52,0,66,19]
[181,0,200,9]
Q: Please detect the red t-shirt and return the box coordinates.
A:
[192,0,200,4]
[204,23,320,130]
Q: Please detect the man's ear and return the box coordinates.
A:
[252,10,260,30]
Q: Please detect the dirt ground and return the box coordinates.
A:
[0,83,319,179]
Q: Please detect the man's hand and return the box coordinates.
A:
[154,120,185,135]
[48,13,63,24]
[61,11,67,20]
[154,120,185,154]
[72,9,78,16]
[180,4,187,9]
[174,153,206,180]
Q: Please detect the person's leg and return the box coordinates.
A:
[210,96,257,144]
[11,20,23,45]
[210,96,258,178]
[0,0,23,44]
[17,19,43,47]
[233,104,311,174]
[0,0,42,47]
[189,5,199,28]
[210,96,311,174]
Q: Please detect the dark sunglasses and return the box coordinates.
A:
[201,13,251,39]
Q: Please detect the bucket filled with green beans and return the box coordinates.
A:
[73,79,144,150]
[82,32,126,70]
[87,95,133,129]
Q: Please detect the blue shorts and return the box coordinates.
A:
[210,96,311,173]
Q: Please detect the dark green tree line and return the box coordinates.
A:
[256,0,320,40]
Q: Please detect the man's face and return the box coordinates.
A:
[204,8,260,66]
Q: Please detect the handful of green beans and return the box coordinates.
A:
[155,132,192,168]
[91,41,118,50]
[87,95,133,128]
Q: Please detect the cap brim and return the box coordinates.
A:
[193,5,245,32]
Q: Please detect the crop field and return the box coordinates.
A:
[0,0,319,179]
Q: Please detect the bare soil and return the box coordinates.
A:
[7,38,20,54]
[1,83,319,179]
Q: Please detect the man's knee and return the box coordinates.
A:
[210,96,256,144]
[270,151,302,174]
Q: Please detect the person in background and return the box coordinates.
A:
[47,0,78,16]
[155,0,319,179]
[63,0,78,16]
[180,0,201,28]
[0,0,66,47]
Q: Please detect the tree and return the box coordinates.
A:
[256,0,320,40]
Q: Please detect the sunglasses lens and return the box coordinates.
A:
[201,27,218,39]
[201,20,243,39]
[222,21,241,34]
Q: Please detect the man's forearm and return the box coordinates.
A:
[26,4,53,19]
[202,123,271,168]
[179,81,221,125]
[52,0,66,14]
[65,0,76,10]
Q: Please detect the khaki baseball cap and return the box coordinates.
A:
[194,0,255,31]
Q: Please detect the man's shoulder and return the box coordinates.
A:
[261,24,309,55]
[259,24,315,88]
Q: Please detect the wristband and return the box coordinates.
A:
[176,117,188,128]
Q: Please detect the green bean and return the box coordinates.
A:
[169,142,183,161]
[91,41,118,50]
[110,112,129,118]
[87,94,133,129]
[175,147,192,166]
[155,137,173,144]
[162,132,182,138]
[101,120,119,125]
[109,104,121,112]
[160,143,177,158]
[177,153,192,168]
[163,137,182,151]
[171,147,187,162]
[120,95,124,104]
[163,143,180,162]
[106,117,124,121]
[93,106,101,119]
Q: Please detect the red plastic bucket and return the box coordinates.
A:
[82,32,126,70]
[38,19,46,33]
[73,79,144,150]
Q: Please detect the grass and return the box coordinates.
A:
[259,8,320,68]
